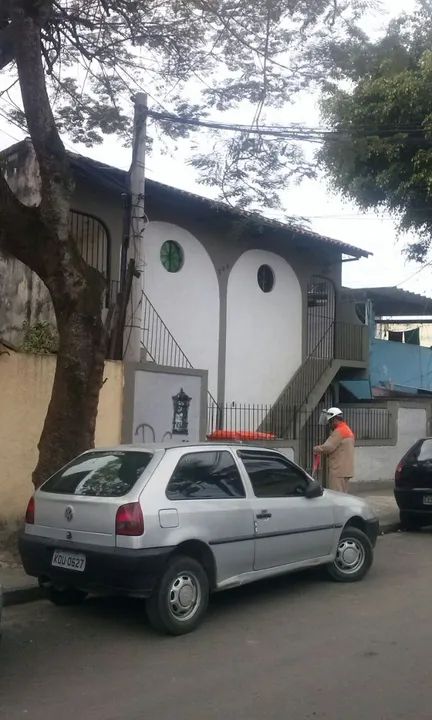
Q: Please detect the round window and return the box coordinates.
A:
[160,240,184,273]
[257,264,275,293]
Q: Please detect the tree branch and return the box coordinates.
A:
[12,2,73,229]
[0,172,46,276]
[0,22,16,69]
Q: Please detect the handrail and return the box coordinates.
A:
[142,291,220,411]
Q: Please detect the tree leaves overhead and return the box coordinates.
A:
[320,1,432,261]
[0,0,371,209]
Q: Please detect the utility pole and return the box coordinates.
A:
[123,92,147,362]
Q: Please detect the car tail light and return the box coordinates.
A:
[25,496,35,524]
[395,462,404,483]
[115,502,144,536]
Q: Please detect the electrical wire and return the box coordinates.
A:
[145,108,432,145]
[396,262,432,288]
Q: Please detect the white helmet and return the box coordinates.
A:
[319,407,343,425]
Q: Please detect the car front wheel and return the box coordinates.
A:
[146,555,209,635]
[326,526,373,582]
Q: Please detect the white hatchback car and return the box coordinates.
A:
[20,443,379,634]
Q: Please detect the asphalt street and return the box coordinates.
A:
[1,532,432,720]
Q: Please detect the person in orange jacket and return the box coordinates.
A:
[313,407,355,493]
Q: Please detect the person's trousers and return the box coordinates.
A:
[328,476,351,493]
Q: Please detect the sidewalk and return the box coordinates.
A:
[352,485,399,534]
[0,487,399,608]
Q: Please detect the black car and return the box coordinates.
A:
[395,438,432,529]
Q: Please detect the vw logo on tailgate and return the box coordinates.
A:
[64,506,74,522]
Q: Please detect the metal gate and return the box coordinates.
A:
[69,208,111,276]
[307,276,336,357]
[299,388,334,486]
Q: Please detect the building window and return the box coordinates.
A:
[257,264,275,293]
[160,240,184,273]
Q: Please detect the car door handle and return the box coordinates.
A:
[256,511,272,519]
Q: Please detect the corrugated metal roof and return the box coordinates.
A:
[343,286,432,315]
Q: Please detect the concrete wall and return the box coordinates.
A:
[0,255,54,347]
[0,141,56,345]
[225,249,302,405]
[371,338,432,394]
[143,222,220,397]
[0,350,124,526]
[354,406,429,485]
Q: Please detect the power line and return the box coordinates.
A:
[396,262,432,288]
[146,109,432,145]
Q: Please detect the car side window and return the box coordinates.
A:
[166,451,246,500]
[238,451,308,498]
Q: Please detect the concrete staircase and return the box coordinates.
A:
[261,321,367,438]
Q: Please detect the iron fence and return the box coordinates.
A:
[335,322,367,362]
[207,402,392,445]
[341,406,391,441]
[207,402,297,440]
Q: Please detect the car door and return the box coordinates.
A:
[237,450,336,571]
[164,449,255,584]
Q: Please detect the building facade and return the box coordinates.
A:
[1,140,369,438]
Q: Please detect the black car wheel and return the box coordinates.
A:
[146,555,209,636]
[326,526,373,582]
[399,511,423,531]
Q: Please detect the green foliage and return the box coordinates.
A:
[1,0,372,210]
[21,322,59,355]
[320,1,432,261]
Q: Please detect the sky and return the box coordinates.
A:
[0,0,427,297]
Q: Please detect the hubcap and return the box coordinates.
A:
[168,572,201,622]
[335,538,365,575]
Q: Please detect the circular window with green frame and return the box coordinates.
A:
[160,240,184,273]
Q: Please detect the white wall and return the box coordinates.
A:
[355,408,427,483]
[225,249,302,405]
[143,221,220,397]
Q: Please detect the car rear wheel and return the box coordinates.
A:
[46,585,88,606]
[400,511,423,531]
[326,527,373,583]
[146,555,209,636]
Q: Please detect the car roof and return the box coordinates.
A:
[88,442,285,453]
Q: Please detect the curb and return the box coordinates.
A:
[3,584,43,607]
[379,521,400,535]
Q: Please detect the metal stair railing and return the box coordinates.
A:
[262,321,366,437]
[142,291,220,412]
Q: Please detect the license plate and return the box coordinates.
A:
[423,495,432,505]
[52,550,86,572]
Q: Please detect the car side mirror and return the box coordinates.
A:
[305,480,323,499]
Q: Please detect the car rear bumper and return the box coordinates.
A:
[394,488,432,512]
[19,534,174,598]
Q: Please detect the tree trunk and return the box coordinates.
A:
[33,269,106,488]
[0,3,109,487]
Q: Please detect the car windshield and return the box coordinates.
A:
[41,451,153,497]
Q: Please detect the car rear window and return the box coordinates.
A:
[41,451,153,497]
[418,439,432,461]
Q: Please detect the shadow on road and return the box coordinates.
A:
[65,565,326,635]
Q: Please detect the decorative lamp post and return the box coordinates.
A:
[172,388,192,435]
